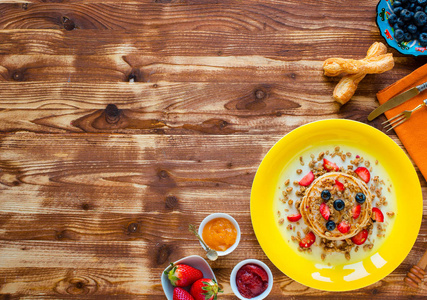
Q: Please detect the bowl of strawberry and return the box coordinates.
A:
[162,255,222,300]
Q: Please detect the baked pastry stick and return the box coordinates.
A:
[323,53,394,77]
[331,42,390,104]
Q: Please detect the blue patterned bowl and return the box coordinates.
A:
[376,0,427,56]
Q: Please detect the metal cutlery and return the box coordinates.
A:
[382,99,427,132]
[368,81,427,121]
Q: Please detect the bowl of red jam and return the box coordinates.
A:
[230,259,273,300]
[198,213,241,256]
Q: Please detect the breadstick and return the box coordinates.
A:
[323,53,394,77]
[333,42,388,104]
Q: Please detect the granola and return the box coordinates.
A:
[277,146,394,262]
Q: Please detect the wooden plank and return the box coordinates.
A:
[0,29,389,58]
[0,54,417,83]
[0,78,419,134]
[0,133,425,214]
[0,54,320,82]
[0,2,376,31]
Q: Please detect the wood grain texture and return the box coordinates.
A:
[0,134,426,299]
[0,2,375,31]
[0,0,426,298]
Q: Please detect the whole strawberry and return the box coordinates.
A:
[173,287,195,300]
[166,263,203,287]
[190,278,222,300]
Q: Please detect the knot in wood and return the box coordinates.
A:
[81,203,90,210]
[12,70,25,81]
[165,196,178,209]
[56,232,64,240]
[54,276,98,295]
[22,3,28,10]
[127,222,139,233]
[75,282,84,289]
[62,16,76,31]
[254,89,266,100]
[158,170,169,179]
[105,104,121,124]
[128,73,137,82]
[156,244,172,265]
[219,120,228,129]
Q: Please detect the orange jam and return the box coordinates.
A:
[202,218,237,252]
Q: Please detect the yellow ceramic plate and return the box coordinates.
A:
[251,119,422,291]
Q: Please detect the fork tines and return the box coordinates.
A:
[382,112,408,132]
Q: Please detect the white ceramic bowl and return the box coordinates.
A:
[198,213,241,256]
[230,259,273,300]
[161,255,216,300]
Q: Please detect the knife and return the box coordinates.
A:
[368,81,427,121]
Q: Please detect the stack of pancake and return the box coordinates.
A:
[300,172,372,241]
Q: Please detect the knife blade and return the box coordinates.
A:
[368,81,427,121]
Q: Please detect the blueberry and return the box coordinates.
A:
[394,23,402,30]
[389,14,398,25]
[418,0,427,5]
[326,220,336,231]
[333,199,345,211]
[419,32,427,45]
[394,28,405,42]
[407,23,419,33]
[401,9,413,21]
[394,0,403,6]
[404,32,413,41]
[416,5,424,11]
[354,193,366,204]
[397,17,405,27]
[321,190,331,201]
[409,3,417,9]
[394,6,404,15]
[414,11,427,26]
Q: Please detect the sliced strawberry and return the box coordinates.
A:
[337,220,350,233]
[319,203,330,220]
[334,179,345,191]
[287,213,302,222]
[354,167,370,183]
[352,204,361,219]
[372,207,384,222]
[299,171,314,186]
[323,158,339,172]
[351,229,368,245]
[299,231,316,248]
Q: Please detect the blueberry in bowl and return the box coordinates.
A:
[377,0,427,56]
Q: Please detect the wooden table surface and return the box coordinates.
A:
[0,0,426,299]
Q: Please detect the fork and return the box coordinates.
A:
[382,99,427,132]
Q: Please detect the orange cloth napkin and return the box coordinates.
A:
[376,64,427,181]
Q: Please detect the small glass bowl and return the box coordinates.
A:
[198,213,241,256]
[230,259,274,300]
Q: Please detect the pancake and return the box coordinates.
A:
[300,172,372,241]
